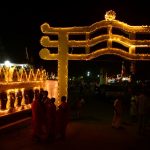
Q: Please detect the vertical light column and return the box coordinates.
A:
[107,25,112,48]
[130,61,136,83]
[86,32,90,54]
[58,31,68,104]
[129,33,136,77]
[129,33,136,54]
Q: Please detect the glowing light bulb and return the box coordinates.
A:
[4,60,12,67]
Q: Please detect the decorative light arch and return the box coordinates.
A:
[39,10,150,103]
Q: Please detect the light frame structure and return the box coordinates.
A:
[39,10,150,102]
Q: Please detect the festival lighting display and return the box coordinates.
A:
[39,10,150,102]
[0,65,47,116]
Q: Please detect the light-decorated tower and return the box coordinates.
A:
[39,10,150,104]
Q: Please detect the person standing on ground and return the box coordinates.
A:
[136,89,148,135]
[31,89,42,141]
[45,97,56,142]
[112,94,123,129]
[76,97,85,119]
[56,96,70,140]
[130,90,138,123]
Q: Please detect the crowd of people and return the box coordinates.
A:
[31,81,150,144]
[112,87,150,135]
[31,89,70,143]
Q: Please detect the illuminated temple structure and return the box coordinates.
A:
[39,10,150,102]
[0,62,58,116]
[0,10,150,116]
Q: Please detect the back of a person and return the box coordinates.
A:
[46,98,57,123]
[56,96,70,140]
[58,100,69,121]
[137,93,147,115]
[112,95,123,129]
[114,98,122,115]
[31,93,46,141]
[45,97,57,141]
[136,90,149,135]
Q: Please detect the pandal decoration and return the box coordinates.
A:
[0,65,47,116]
[39,10,150,103]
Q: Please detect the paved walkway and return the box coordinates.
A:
[0,99,150,150]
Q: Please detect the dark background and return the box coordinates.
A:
[0,0,149,79]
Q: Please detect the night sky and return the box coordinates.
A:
[0,1,149,78]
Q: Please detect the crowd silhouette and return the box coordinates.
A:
[31,89,70,143]
[30,80,150,144]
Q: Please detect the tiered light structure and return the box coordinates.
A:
[0,64,48,116]
[39,10,150,102]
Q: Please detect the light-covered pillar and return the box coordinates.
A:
[129,33,136,54]
[58,31,68,104]
[129,33,136,82]
[86,32,90,54]
[130,61,136,83]
[107,25,112,48]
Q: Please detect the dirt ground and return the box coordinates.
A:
[0,98,150,150]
